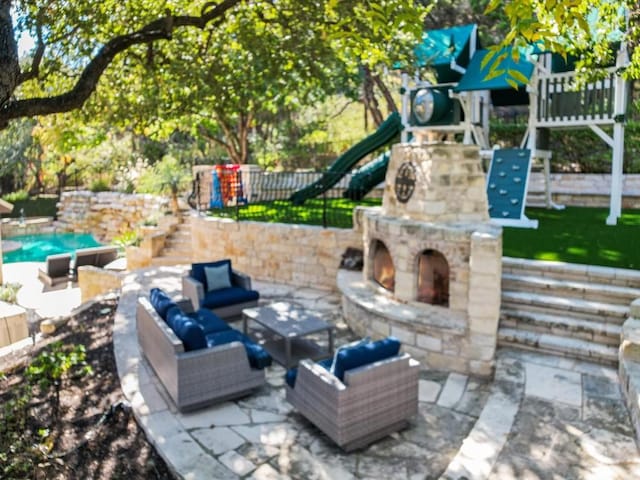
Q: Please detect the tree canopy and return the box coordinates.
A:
[487,0,638,78]
[0,0,427,132]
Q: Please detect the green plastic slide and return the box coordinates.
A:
[289,112,402,205]
[342,150,391,201]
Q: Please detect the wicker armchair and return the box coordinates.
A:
[136,296,266,412]
[182,259,259,320]
[286,351,419,451]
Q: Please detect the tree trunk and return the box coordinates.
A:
[0,0,20,108]
[362,66,384,128]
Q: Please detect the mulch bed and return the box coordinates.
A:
[0,298,174,479]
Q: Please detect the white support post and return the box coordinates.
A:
[606,45,629,226]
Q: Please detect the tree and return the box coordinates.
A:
[486,1,638,79]
[1,1,427,134]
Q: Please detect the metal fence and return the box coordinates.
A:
[202,170,382,228]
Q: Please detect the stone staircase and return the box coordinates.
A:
[150,213,193,267]
[498,257,640,365]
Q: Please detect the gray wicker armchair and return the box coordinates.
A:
[136,296,266,412]
[286,351,419,451]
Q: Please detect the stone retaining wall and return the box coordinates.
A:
[56,191,169,242]
[620,299,640,445]
[190,215,361,290]
[1,217,55,237]
[528,173,640,208]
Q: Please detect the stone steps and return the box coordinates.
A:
[151,214,193,266]
[501,290,629,324]
[499,257,640,364]
[500,308,622,346]
[503,256,640,289]
[498,328,619,365]
[502,273,640,305]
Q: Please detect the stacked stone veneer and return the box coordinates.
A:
[56,191,169,242]
[619,299,640,445]
[342,143,503,377]
[190,217,360,290]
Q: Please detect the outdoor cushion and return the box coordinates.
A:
[191,260,231,292]
[205,329,272,369]
[175,319,207,351]
[285,358,332,388]
[150,288,178,320]
[332,337,401,382]
[201,286,260,310]
[166,306,230,335]
[204,264,232,292]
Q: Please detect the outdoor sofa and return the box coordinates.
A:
[38,253,72,286]
[285,336,419,451]
[182,259,259,320]
[71,245,119,280]
[137,287,270,412]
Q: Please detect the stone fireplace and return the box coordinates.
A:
[338,142,502,377]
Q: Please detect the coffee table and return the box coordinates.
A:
[242,302,334,369]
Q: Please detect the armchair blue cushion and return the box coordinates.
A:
[205,329,272,369]
[192,260,231,292]
[150,287,178,320]
[332,337,401,382]
[166,306,230,335]
[201,287,260,310]
[285,358,333,388]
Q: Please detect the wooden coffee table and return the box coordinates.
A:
[242,302,334,369]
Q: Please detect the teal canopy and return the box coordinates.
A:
[414,24,478,83]
[453,48,534,92]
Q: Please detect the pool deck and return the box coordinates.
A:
[2,262,640,479]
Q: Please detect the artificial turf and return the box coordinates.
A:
[208,202,640,270]
[503,206,640,270]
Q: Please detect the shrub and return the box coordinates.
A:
[89,178,111,192]
[2,190,29,203]
[0,283,21,303]
[112,230,141,248]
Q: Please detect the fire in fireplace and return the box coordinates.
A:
[372,240,395,292]
[417,249,449,306]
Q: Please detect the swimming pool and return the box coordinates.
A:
[2,232,103,263]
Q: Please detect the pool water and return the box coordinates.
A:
[2,232,104,263]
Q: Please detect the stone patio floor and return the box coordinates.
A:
[1,260,637,480]
[110,265,640,480]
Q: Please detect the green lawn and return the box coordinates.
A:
[503,207,640,270]
[208,201,640,270]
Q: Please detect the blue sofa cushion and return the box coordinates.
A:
[175,319,207,351]
[205,329,272,369]
[149,287,178,320]
[285,358,332,389]
[201,286,259,310]
[166,306,230,335]
[332,337,401,382]
[191,260,231,292]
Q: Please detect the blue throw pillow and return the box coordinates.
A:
[191,260,231,291]
[332,336,401,382]
[204,264,232,292]
[175,319,207,351]
[149,288,177,320]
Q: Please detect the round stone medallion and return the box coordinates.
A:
[394,162,417,203]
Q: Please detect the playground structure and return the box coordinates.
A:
[290,22,631,226]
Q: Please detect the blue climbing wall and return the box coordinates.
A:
[486,149,532,222]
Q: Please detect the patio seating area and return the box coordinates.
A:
[114,265,640,479]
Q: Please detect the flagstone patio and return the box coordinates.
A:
[114,266,640,479]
